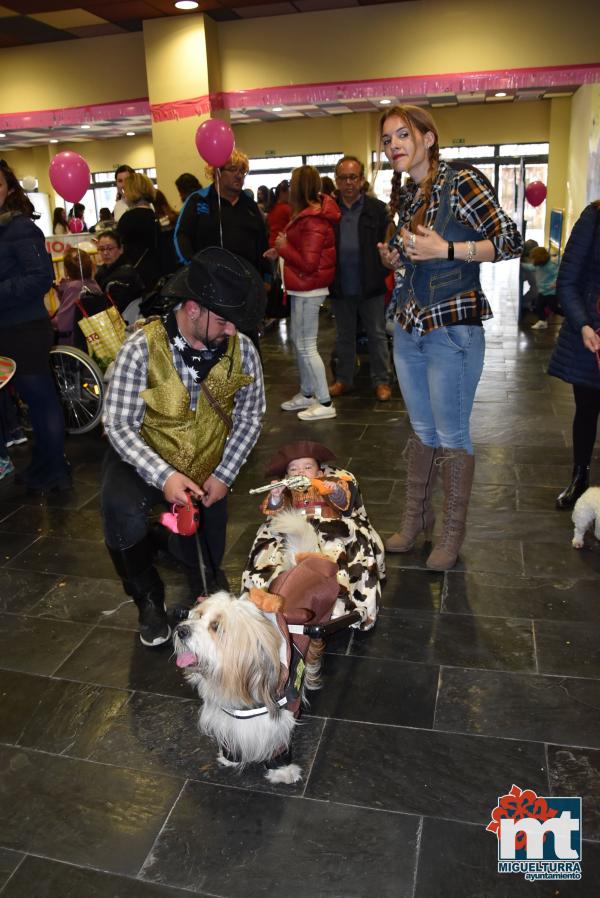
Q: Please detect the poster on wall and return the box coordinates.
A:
[586,88,600,203]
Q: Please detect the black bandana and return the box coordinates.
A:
[164,310,227,383]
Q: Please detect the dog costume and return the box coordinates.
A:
[242,441,385,629]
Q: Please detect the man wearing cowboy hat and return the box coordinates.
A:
[101,247,266,648]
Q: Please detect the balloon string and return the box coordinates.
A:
[215,169,224,248]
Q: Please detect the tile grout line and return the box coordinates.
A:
[410,817,424,898]
[135,779,189,881]
[0,851,27,897]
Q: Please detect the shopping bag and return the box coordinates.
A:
[76,296,126,371]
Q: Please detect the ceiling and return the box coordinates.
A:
[0,86,577,150]
[0,0,406,44]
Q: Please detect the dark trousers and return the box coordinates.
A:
[534,293,562,321]
[332,293,390,386]
[572,384,600,467]
[101,448,228,578]
[15,372,67,477]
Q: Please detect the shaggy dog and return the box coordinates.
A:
[173,511,345,784]
[572,486,600,549]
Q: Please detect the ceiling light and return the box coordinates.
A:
[379,99,392,105]
[0,133,5,138]
[49,139,58,144]
[272,107,283,112]
[126,131,136,136]
[495,91,507,98]
[174,1,199,8]
[80,124,91,130]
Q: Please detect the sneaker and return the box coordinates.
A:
[531,319,548,330]
[281,392,316,411]
[138,599,171,647]
[0,457,15,481]
[297,402,337,421]
[5,429,27,448]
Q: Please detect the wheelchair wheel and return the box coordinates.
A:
[49,346,105,435]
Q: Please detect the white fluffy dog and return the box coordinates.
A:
[173,511,336,784]
[572,486,600,548]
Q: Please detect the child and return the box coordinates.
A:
[52,247,100,345]
[527,247,560,330]
[241,440,385,629]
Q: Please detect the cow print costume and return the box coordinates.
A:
[241,464,385,629]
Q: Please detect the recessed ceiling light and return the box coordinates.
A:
[379,99,392,105]
[272,107,283,113]
[174,0,198,8]
[126,131,136,136]
[49,139,58,144]
[80,124,91,129]
[495,91,507,98]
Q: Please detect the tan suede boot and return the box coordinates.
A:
[385,433,439,553]
[426,448,475,571]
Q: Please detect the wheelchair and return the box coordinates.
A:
[49,344,105,435]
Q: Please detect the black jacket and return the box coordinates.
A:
[329,194,389,299]
[548,203,600,390]
[174,185,269,279]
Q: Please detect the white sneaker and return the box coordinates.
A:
[281,393,316,411]
[531,319,548,330]
[297,403,336,421]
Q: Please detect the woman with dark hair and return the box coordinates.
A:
[265,165,341,420]
[0,159,70,492]
[320,176,336,197]
[93,229,145,315]
[257,185,270,217]
[53,206,68,235]
[175,172,201,203]
[548,201,600,508]
[266,179,292,248]
[377,105,522,570]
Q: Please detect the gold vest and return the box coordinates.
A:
[140,319,253,486]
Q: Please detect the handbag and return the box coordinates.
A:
[76,294,126,371]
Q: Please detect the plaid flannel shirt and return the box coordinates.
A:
[394,161,523,335]
[103,326,265,491]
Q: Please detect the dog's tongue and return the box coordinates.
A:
[176,652,197,668]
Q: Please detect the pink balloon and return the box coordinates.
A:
[195,119,235,168]
[49,151,90,204]
[525,181,547,208]
[68,217,84,233]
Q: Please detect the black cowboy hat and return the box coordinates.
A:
[266,441,337,478]
[161,247,266,332]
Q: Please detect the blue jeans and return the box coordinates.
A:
[290,293,330,403]
[393,323,485,454]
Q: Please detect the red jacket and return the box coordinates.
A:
[267,202,292,248]
[278,194,341,292]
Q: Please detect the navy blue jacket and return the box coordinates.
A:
[548,203,600,390]
[0,212,54,328]
[329,194,390,299]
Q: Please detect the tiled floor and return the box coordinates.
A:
[1,259,599,897]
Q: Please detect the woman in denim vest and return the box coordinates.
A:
[377,106,522,570]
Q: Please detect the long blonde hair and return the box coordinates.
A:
[377,105,440,222]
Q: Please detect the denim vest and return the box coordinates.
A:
[396,169,482,310]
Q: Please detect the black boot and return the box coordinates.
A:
[107,535,171,647]
[556,465,590,510]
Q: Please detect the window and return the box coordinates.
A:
[54,167,158,227]
[245,153,343,199]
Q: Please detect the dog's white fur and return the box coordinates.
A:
[572,486,600,549]
[269,508,321,564]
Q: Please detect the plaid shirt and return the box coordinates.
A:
[394,161,523,335]
[103,326,265,490]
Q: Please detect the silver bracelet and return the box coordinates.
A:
[465,240,477,263]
